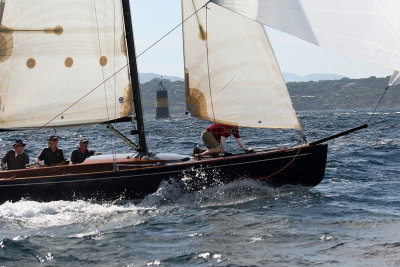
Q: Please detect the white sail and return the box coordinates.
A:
[182,0,301,129]
[389,71,400,87]
[0,0,132,130]
[211,0,400,72]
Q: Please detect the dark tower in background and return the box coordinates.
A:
[155,77,170,118]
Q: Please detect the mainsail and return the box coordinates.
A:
[182,0,301,129]
[0,0,132,130]
[211,0,400,72]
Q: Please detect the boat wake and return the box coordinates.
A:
[0,199,152,240]
[0,173,311,240]
[140,174,310,208]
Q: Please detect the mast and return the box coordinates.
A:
[121,0,148,155]
[0,0,5,25]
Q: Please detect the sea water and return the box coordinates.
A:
[0,109,399,266]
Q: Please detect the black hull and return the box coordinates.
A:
[0,144,328,203]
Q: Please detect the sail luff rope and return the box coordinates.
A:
[93,0,117,168]
[112,0,118,167]
[93,0,112,124]
[204,3,216,123]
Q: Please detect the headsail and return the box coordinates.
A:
[0,0,132,130]
[182,0,300,129]
[211,0,400,72]
[389,71,400,87]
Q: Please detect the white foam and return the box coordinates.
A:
[0,199,151,231]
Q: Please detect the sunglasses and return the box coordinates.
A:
[16,144,25,147]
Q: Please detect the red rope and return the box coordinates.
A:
[232,144,303,181]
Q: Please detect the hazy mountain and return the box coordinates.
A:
[287,75,399,110]
[283,73,347,82]
[140,72,346,83]
[140,75,398,113]
[139,73,184,83]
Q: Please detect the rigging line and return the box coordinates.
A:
[204,3,216,123]
[148,112,190,157]
[111,1,116,160]
[93,0,112,123]
[367,85,389,125]
[111,0,117,164]
[136,3,207,59]
[21,64,129,144]
[20,3,208,143]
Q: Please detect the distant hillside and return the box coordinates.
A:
[139,76,400,114]
[287,76,399,110]
[139,73,183,83]
[283,73,346,82]
[140,72,346,83]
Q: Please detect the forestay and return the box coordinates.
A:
[0,0,132,130]
[211,0,400,72]
[182,0,301,129]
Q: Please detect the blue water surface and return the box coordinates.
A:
[0,109,399,266]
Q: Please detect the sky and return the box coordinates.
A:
[130,0,393,79]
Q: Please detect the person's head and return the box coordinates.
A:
[79,137,89,149]
[13,140,26,153]
[48,135,59,147]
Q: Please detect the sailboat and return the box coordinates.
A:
[0,0,378,203]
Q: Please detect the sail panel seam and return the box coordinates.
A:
[93,0,111,124]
